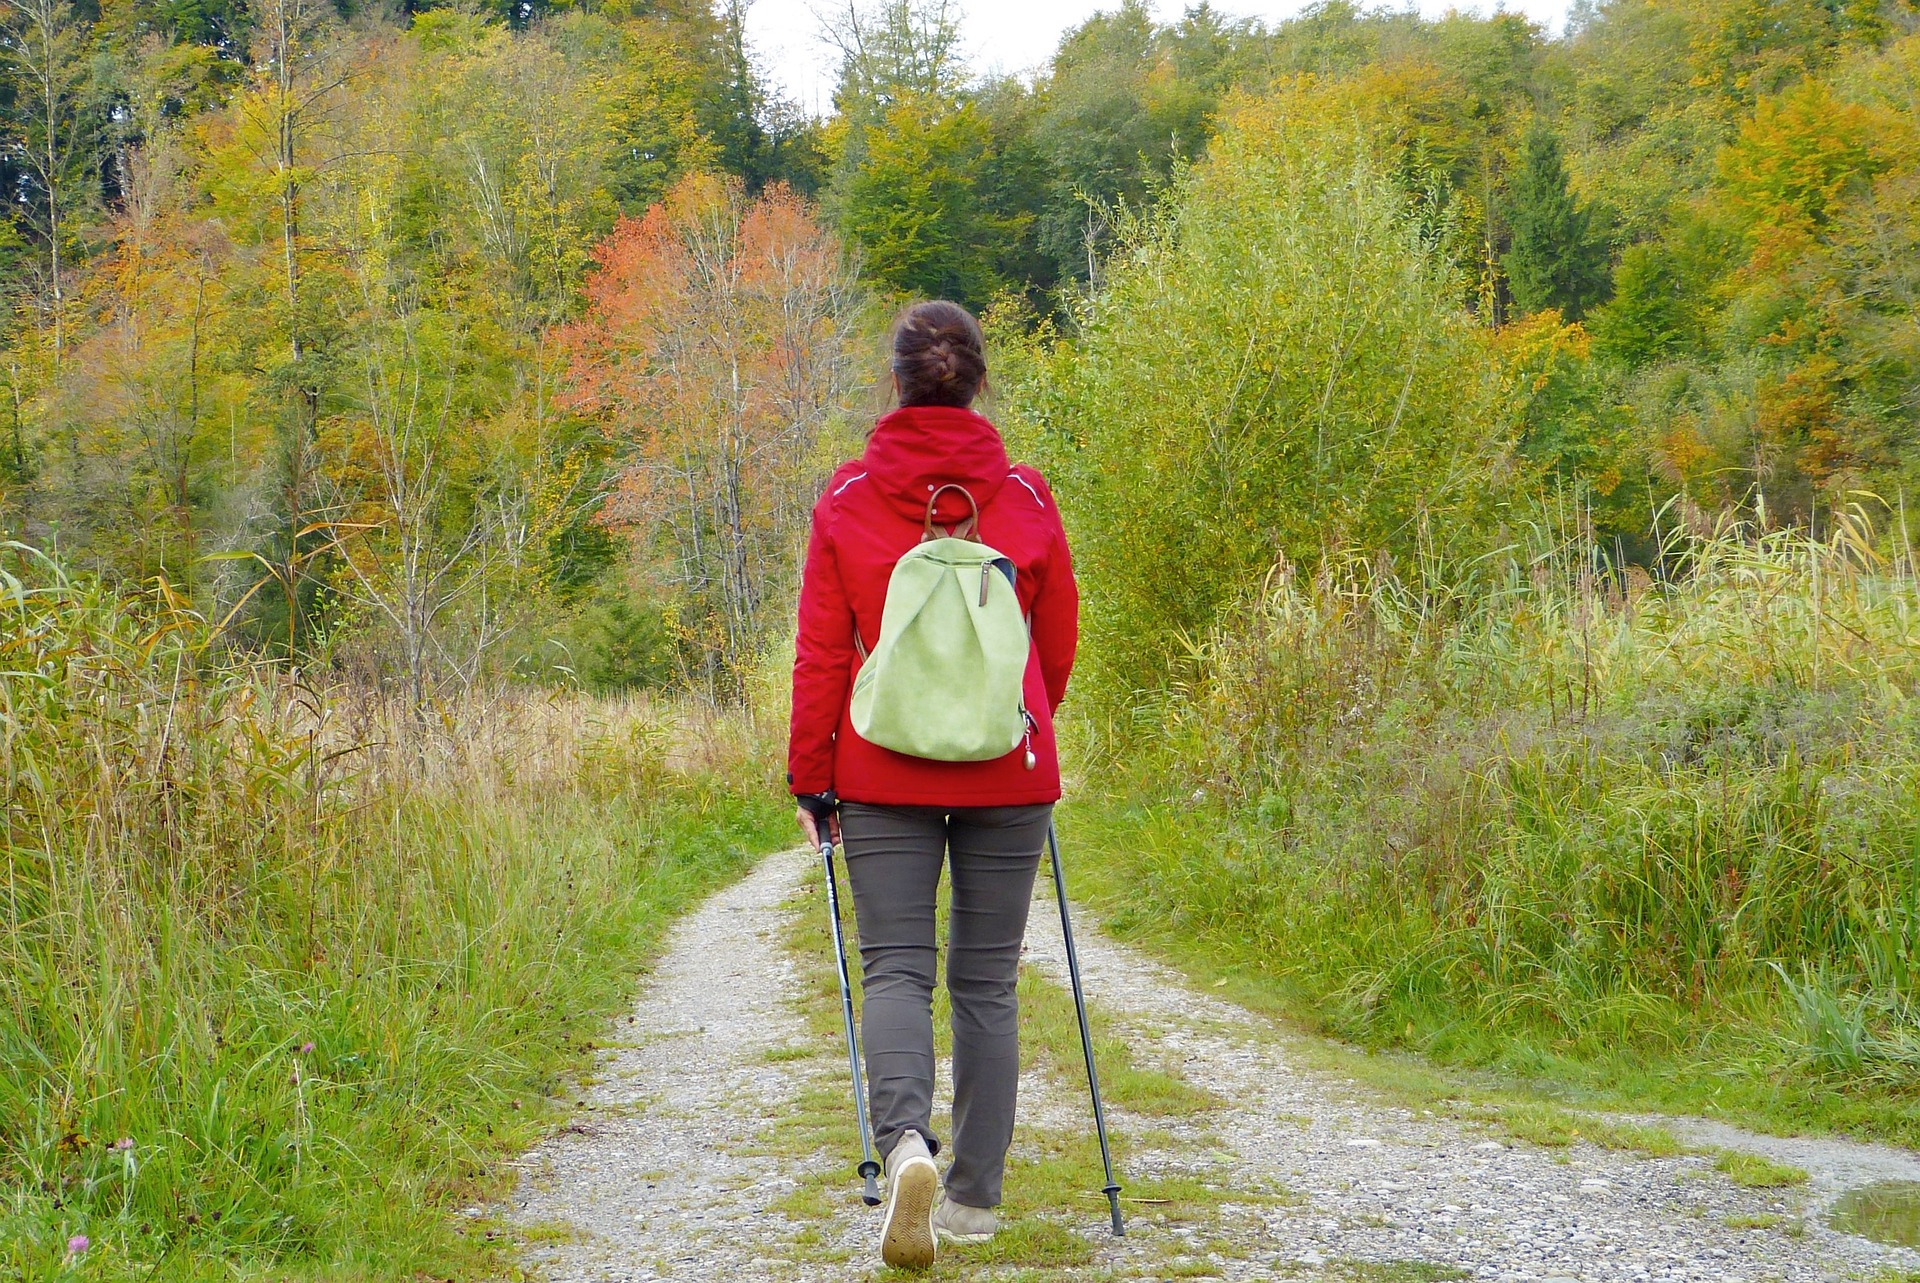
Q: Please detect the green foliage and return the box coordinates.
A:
[0,548,787,1278]
[835,94,1014,304]
[555,578,681,692]
[16,0,1920,658]
[1503,123,1610,319]
[1684,0,1887,115]
[1492,311,1649,543]
[1588,243,1696,367]
[1022,0,1247,285]
[1011,105,1504,702]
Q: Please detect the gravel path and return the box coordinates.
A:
[1022,883,1920,1282]
[504,848,1920,1282]
[506,846,825,1282]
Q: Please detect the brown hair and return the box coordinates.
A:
[890,300,987,408]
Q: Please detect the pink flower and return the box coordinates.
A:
[66,1235,88,1256]
[297,1042,315,1054]
[112,1138,134,1151]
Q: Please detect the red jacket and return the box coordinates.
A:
[788,405,1078,807]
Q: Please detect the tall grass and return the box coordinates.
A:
[1,546,787,1280]
[1065,508,1920,1139]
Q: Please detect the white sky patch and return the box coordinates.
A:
[747,0,1577,119]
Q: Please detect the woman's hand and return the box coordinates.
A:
[795,793,842,848]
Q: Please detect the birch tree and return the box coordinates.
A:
[0,0,94,373]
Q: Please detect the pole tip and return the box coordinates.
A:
[1106,1187,1125,1236]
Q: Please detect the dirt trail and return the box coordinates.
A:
[504,848,1920,1281]
[506,846,830,1282]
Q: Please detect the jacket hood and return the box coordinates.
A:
[860,405,1011,527]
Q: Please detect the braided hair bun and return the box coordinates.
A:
[891,300,986,409]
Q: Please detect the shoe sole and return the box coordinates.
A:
[880,1154,938,1270]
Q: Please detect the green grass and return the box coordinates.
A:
[1438,1099,1689,1155]
[1713,1150,1809,1188]
[0,558,788,1280]
[1013,966,1219,1118]
[1059,518,1920,1148]
[1273,1265,1469,1282]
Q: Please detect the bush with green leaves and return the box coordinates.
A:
[1005,103,1508,709]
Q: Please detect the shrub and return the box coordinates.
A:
[0,545,784,1279]
[1006,101,1508,709]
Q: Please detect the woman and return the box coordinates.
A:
[788,300,1078,1270]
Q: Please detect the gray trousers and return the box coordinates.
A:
[839,801,1052,1209]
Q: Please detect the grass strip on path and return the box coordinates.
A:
[765,865,1293,1282]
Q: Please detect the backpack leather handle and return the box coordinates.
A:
[923,484,980,541]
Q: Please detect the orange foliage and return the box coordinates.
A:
[561,171,859,675]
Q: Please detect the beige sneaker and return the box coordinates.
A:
[880,1130,938,1269]
[932,1195,998,1244]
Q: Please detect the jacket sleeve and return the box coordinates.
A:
[1027,479,1079,714]
[788,487,853,795]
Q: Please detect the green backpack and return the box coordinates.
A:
[850,484,1034,765]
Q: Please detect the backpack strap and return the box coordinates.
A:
[923,484,980,541]
[851,483,985,663]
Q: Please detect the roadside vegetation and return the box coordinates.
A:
[1058,512,1920,1145]
[977,48,1920,1150]
[0,550,785,1280]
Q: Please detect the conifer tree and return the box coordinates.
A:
[1503,122,1609,320]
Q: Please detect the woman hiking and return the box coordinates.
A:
[788,300,1079,1270]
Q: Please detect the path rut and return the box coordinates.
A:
[503,848,1920,1281]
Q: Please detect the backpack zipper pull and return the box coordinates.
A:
[980,562,991,607]
[1022,710,1036,770]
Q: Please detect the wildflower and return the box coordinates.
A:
[112,1138,134,1151]
[298,1041,315,1054]
[66,1235,88,1257]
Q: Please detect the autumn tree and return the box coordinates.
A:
[328,261,525,720]
[207,0,354,649]
[823,0,967,126]
[64,128,237,584]
[563,173,862,695]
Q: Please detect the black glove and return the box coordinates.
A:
[794,791,839,821]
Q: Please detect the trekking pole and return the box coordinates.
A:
[820,835,884,1207]
[1046,822,1125,1236]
